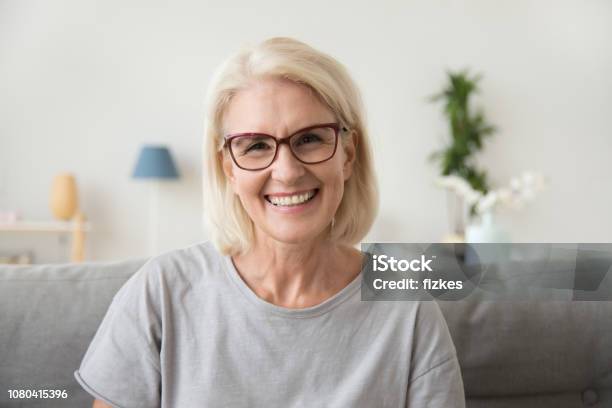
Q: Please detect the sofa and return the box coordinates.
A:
[1,253,611,407]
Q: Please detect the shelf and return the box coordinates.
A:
[0,221,91,233]
[0,215,90,263]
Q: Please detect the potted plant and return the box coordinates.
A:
[429,70,495,238]
[430,70,546,242]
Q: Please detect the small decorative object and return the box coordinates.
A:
[132,145,180,255]
[0,211,20,224]
[429,70,496,238]
[437,172,547,242]
[50,173,79,220]
[0,251,33,265]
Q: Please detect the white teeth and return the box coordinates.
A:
[268,190,315,207]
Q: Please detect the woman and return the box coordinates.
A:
[76,37,465,407]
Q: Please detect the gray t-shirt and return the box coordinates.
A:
[75,242,465,407]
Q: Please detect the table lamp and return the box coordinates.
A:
[132,145,180,255]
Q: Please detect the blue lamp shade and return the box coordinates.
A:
[132,145,180,179]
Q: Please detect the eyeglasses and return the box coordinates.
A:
[223,123,347,171]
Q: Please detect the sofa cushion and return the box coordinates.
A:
[0,259,146,408]
[438,257,612,407]
[440,301,612,392]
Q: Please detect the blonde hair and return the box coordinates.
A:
[203,37,378,255]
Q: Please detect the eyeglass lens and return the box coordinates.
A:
[229,126,337,170]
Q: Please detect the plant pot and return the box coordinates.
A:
[465,212,510,243]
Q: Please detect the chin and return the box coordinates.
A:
[266,225,327,246]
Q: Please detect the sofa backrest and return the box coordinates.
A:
[0,259,146,408]
[1,258,610,407]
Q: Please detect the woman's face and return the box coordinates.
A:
[222,78,356,246]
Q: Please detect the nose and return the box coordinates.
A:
[269,143,305,184]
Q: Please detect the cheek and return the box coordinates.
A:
[319,162,346,201]
[233,172,267,205]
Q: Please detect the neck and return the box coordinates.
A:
[232,235,361,308]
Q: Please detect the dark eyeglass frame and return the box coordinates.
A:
[223,122,348,171]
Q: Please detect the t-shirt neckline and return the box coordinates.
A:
[222,254,363,318]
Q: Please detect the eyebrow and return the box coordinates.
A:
[224,122,338,139]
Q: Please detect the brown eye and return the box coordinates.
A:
[245,142,271,153]
[295,133,322,146]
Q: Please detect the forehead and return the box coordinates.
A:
[222,78,335,135]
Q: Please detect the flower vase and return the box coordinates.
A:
[50,173,79,221]
[443,191,469,242]
[465,212,510,243]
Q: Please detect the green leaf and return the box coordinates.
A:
[428,69,496,191]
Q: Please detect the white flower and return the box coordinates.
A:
[436,175,483,205]
[476,191,498,214]
[437,171,546,216]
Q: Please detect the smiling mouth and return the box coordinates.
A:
[265,189,319,207]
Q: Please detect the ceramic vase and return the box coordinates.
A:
[50,173,78,220]
[465,212,510,243]
[443,192,469,242]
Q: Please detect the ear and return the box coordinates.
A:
[342,130,357,181]
[220,150,236,190]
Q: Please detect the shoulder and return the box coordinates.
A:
[363,297,443,325]
[350,299,448,352]
[138,241,223,280]
[113,241,226,309]
[408,301,458,377]
[380,300,451,342]
[147,240,226,280]
[365,300,457,381]
[364,300,453,352]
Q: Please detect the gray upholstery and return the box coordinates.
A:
[0,259,147,408]
[1,259,611,407]
[439,301,612,407]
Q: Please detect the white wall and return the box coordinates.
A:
[1,0,611,262]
